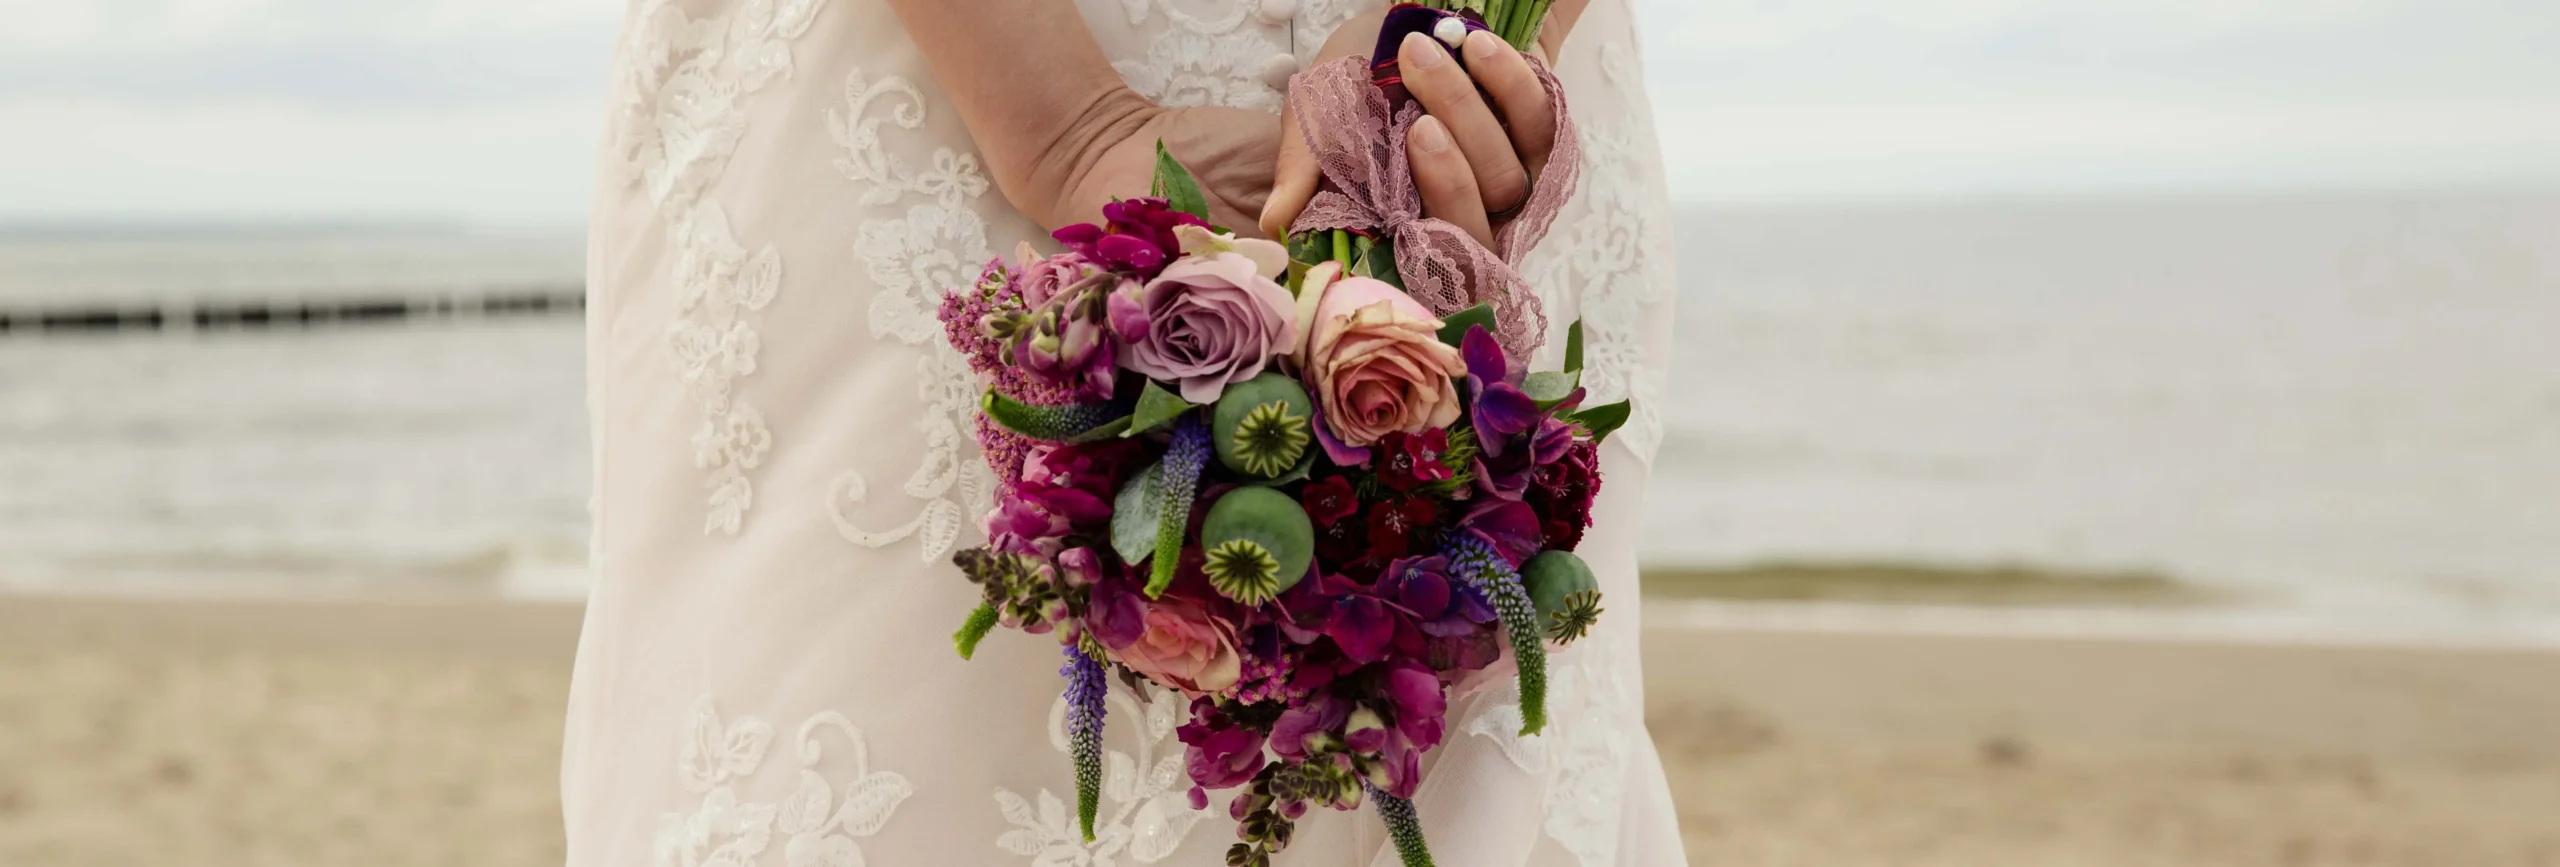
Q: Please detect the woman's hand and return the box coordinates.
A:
[1260,9,1581,248]
[883,0,1281,236]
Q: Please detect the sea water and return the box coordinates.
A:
[0,197,2552,634]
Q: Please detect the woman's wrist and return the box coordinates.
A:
[1002,85,1160,231]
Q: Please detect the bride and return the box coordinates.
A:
[566,0,1683,864]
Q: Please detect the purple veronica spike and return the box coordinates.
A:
[1148,415,1212,597]
[1448,533,1545,736]
[1063,643,1108,842]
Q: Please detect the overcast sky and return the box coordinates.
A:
[4,0,2556,225]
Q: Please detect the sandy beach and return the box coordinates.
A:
[3,594,2556,867]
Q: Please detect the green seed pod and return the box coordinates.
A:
[1212,373,1314,478]
[1199,486,1314,605]
[1521,550,1604,644]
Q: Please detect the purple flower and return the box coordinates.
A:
[1052,197,1204,279]
[1177,698,1268,791]
[1377,661,1448,750]
[1461,326,1545,458]
[1113,252,1301,404]
[1269,693,1350,761]
[1377,555,1497,638]
[1007,271,1123,401]
[1082,573,1148,650]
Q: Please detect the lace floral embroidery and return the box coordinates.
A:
[1108,0,1287,111]
[655,696,915,867]
[613,0,828,533]
[994,681,1209,865]
[1520,40,1670,465]
[826,68,1002,562]
[1461,637,1636,867]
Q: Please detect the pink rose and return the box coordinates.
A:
[1112,252,1300,404]
[1116,594,1243,695]
[1304,277,1466,447]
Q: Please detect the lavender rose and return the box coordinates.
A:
[1304,276,1466,448]
[1111,252,1300,404]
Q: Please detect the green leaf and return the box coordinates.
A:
[1287,231,1331,268]
[1436,302,1497,348]
[1151,140,1210,221]
[1566,400,1631,443]
[1064,416,1133,444]
[1522,370,1581,408]
[1123,380,1197,436]
[1356,234,1403,289]
[1110,460,1165,565]
[1563,319,1584,373]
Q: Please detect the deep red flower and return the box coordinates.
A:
[1301,475,1360,528]
[1372,430,1454,493]
[1364,496,1440,563]
[1526,439,1603,551]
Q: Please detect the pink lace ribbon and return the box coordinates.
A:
[1284,53,1582,361]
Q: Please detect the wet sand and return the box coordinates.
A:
[2,594,2555,866]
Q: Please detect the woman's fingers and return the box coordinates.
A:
[1458,29,1556,189]
[1398,32,1530,217]
[1259,102,1321,239]
[1406,114,1495,248]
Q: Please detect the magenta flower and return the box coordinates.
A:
[1013,439,1150,532]
[1177,697,1269,792]
[1456,498,1545,569]
[1113,252,1300,404]
[1051,197,1204,279]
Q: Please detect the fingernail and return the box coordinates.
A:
[1462,28,1504,61]
[1403,32,1448,70]
[1412,116,1451,153]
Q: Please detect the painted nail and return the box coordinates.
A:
[1412,116,1452,153]
[1403,32,1448,70]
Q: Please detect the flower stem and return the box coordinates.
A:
[1368,783,1436,867]
[1331,229,1353,268]
[952,602,999,659]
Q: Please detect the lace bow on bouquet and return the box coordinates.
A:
[935,4,1619,865]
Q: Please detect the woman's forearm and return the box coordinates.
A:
[882,0,1150,226]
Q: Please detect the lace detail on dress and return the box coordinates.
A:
[655,696,916,867]
[994,681,1209,865]
[1460,638,1636,867]
[1107,0,1287,111]
[826,69,1002,562]
[613,0,828,534]
[1520,41,1669,464]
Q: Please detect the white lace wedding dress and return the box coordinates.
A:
[565,1,1684,864]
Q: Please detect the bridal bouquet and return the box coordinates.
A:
[937,3,1611,865]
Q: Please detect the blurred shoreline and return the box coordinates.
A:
[3,591,2555,866]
